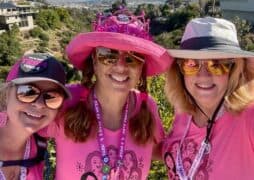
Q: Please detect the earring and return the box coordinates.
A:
[0,111,7,127]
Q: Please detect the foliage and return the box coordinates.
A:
[35,9,61,30]
[30,27,44,38]
[0,66,10,83]
[0,29,22,66]
[2,1,254,179]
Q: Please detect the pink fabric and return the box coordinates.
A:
[65,32,173,76]
[163,105,254,180]
[46,84,164,180]
[27,135,44,180]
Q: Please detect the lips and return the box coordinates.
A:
[24,111,44,119]
[195,83,215,89]
[109,74,129,82]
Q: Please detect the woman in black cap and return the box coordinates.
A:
[0,53,70,179]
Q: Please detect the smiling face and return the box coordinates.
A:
[183,60,230,112]
[93,48,144,94]
[6,81,61,134]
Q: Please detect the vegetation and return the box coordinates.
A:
[0,0,253,179]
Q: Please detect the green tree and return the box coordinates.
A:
[0,29,22,66]
[35,9,61,30]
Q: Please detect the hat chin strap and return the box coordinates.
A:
[183,81,225,142]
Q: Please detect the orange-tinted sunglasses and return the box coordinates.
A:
[177,59,235,76]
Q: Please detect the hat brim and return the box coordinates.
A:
[12,77,72,99]
[168,48,254,59]
[66,32,173,76]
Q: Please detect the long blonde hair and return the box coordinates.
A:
[165,58,254,115]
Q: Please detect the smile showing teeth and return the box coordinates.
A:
[110,75,128,82]
[196,83,215,89]
[25,112,43,118]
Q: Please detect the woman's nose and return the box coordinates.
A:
[31,95,46,108]
[197,63,211,76]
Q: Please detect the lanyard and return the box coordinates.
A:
[175,102,224,180]
[93,91,129,180]
[0,138,31,180]
[176,117,211,180]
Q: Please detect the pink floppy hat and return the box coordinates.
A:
[66,8,173,76]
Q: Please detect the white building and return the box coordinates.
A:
[220,0,254,24]
[0,2,37,33]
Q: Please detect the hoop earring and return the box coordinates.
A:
[137,79,143,88]
[0,111,8,127]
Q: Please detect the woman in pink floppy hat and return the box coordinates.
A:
[42,6,173,180]
[163,17,254,179]
[0,53,70,180]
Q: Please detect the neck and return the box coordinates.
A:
[94,86,129,130]
[194,100,224,127]
[0,125,30,160]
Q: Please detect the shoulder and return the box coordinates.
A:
[132,90,157,107]
[64,83,90,107]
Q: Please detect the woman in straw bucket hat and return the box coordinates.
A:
[163,17,254,180]
[42,5,173,180]
[0,53,70,180]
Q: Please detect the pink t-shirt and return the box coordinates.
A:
[26,135,44,180]
[163,105,254,180]
[46,84,164,180]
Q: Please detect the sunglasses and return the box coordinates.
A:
[16,84,65,110]
[177,59,235,76]
[95,47,145,67]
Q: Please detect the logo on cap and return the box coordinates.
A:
[20,56,48,74]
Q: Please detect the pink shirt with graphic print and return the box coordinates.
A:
[44,84,164,180]
[163,105,254,180]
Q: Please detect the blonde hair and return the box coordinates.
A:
[0,82,12,111]
[64,57,155,144]
[165,58,254,115]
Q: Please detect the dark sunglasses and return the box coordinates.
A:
[95,47,145,67]
[177,58,235,76]
[16,84,65,110]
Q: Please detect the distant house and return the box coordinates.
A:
[0,2,37,33]
[220,0,254,24]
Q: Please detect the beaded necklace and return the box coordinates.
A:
[93,91,129,180]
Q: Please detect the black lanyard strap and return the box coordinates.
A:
[0,134,47,168]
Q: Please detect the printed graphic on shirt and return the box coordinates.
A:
[76,145,143,180]
[164,139,212,180]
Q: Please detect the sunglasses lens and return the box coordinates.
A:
[44,91,64,109]
[179,59,200,75]
[96,47,118,65]
[16,85,64,109]
[17,85,40,103]
[96,47,144,67]
[178,59,234,76]
[125,52,145,67]
[207,60,233,75]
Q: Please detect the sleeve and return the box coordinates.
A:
[245,105,254,148]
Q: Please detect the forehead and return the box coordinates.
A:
[29,81,60,90]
